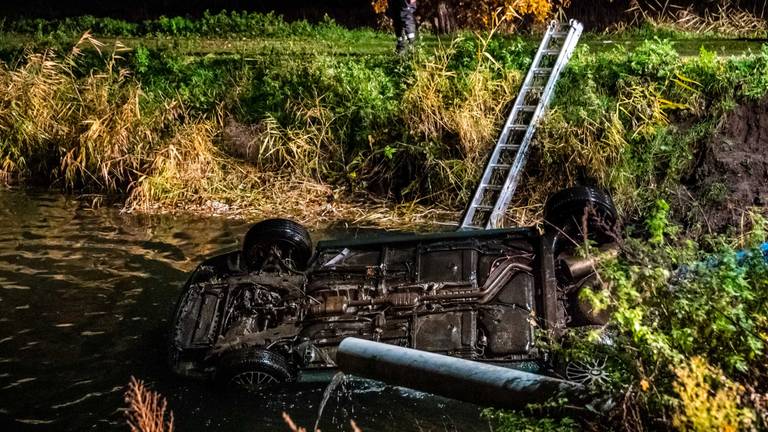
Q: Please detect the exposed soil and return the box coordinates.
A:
[222,118,265,163]
[683,97,768,233]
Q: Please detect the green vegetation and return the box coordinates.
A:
[2,13,768,428]
[561,208,767,430]
[1,16,768,228]
[0,10,375,39]
[484,409,579,431]
[0,24,539,226]
[485,208,768,431]
[0,12,407,60]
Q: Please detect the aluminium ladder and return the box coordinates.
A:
[459,20,583,230]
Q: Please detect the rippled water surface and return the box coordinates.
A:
[0,189,482,431]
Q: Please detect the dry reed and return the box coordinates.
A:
[124,377,174,432]
[0,34,457,229]
[402,29,521,209]
[626,0,768,37]
[282,412,362,432]
[0,33,155,190]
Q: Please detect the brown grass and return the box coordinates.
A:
[625,1,768,37]
[0,34,458,229]
[123,115,453,228]
[124,377,174,432]
[0,33,156,190]
[401,31,522,209]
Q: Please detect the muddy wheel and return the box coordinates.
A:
[242,219,312,272]
[218,348,293,393]
[544,186,618,246]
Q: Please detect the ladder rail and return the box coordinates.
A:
[495,21,557,150]
[458,19,583,231]
[459,21,558,229]
[487,19,583,228]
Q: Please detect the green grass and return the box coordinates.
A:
[1,10,765,61]
[1,23,768,226]
[0,32,446,57]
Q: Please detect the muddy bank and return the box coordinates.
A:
[682,97,768,233]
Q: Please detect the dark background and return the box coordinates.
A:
[1,1,765,30]
[0,0,378,25]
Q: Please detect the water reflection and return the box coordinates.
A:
[0,189,482,431]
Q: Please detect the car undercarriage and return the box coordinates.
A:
[169,186,619,392]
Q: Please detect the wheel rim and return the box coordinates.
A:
[565,357,610,387]
[230,371,279,392]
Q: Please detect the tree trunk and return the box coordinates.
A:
[433,0,456,34]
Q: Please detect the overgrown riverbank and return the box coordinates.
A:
[2,16,768,231]
[3,15,768,430]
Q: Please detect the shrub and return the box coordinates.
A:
[3,10,375,41]
[672,357,754,432]
[561,211,768,429]
[483,408,578,432]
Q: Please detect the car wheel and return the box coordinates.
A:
[548,327,618,389]
[217,348,293,393]
[242,219,312,272]
[565,357,611,387]
[544,186,618,246]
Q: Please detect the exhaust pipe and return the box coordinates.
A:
[337,338,595,409]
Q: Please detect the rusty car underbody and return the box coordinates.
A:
[169,187,618,391]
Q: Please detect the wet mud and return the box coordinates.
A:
[683,97,768,233]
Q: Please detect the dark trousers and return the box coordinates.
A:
[387,0,417,41]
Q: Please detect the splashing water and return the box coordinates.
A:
[314,371,346,431]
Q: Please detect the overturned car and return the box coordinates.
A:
[169,186,619,392]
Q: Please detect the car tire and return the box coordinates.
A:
[242,218,312,271]
[217,348,293,393]
[544,186,618,245]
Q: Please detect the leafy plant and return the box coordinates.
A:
[647,199,671,244]
[672,356,754,432]
[557,212,768,429]
[483,408,578,432]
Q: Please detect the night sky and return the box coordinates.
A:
[2,1,766,31]
[0,0,376,24]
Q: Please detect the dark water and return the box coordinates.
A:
[0,189,483,432]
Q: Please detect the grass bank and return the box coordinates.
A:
[2,19,768,230]
[4,13,765,431]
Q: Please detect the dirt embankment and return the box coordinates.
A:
[683,98,768,233]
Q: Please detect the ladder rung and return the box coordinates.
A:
[507,124,528,131]
[459,20,582,231]
[473,205,494,211]
[482,184,503,191]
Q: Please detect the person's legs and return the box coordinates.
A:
[389,0,417,54]
[401,0,417,43]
